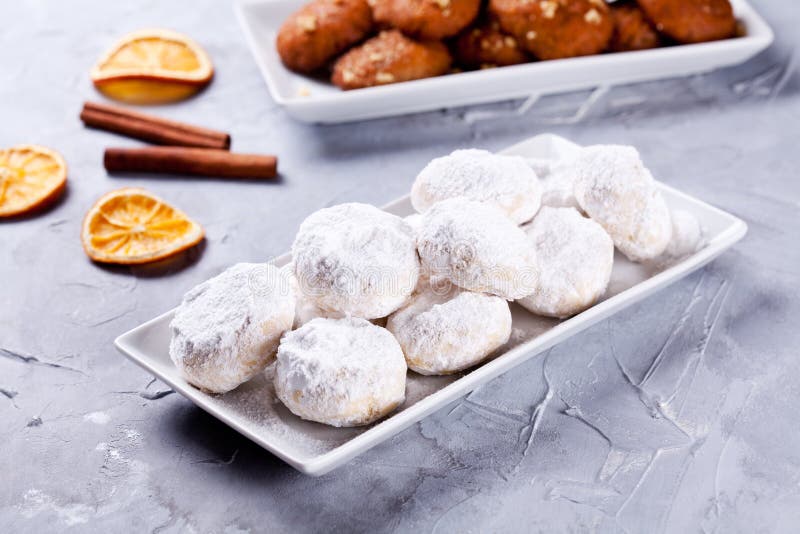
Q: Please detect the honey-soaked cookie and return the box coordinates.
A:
[454,20,530,69]
[609,1,662,52]
[332,30,451,89]
[371,0,481,40]
[277,0,373,73]
[488,0,613,60]
[636,0,735,43]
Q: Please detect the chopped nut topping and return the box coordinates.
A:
[368,52,385,62]
[504,36,517,48]
[480,39,491,50]
[432,0,451,8]
[588,0,605,8]
[342,69,355,83]
[526,30,538,40]
[375,72,395,83]
[540,1,558,19]
[296,15,317,32]
[584,7,602,25]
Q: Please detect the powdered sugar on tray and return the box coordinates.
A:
[217,362,459,456]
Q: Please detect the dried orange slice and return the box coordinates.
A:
[91,29,213,105]
[0,145,67,218]
[82,188,204,264]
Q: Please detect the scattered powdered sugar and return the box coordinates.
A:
[387,279,511,375]
[572,145,672,262]
[274,317,407,427]
[292,203,419,319]
[417,197,538,300]
[217,367,361,455]
[411,149,543,224]
[169,263,295,394]
[83,411,110,425]
[517,207,614,318]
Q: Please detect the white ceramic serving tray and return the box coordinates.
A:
[234,0,773,123]
[116,134,747,475]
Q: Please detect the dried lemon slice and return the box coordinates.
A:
[90,29,213,104]
[0,145,67,218]
[81,188,204,264]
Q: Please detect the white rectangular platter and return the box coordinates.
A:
[234,0,773,123]
[115,134,747,476]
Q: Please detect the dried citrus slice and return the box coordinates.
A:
[0,145,67,218]
[91,29,213,105]
[82,188,204,264]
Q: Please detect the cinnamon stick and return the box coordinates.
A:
[104,147,277,179]
[81,101,231,150]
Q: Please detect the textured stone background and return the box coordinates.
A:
[1,1,799,532]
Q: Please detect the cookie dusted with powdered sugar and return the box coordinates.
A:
[274,317,407,427]
[411,149,543,224]
[417,197,538,299]
[518,207,613,318]
[169,263,295,394]
[292,203,419,319]
[572,145,672,262]
[387,278,511,375]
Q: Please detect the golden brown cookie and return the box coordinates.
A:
[454,20,530,69]
[488,0,614,60]
[370,0,481,40]
[636,0,735,43]
[332,30,452,89]
[277,0,374,73]
[609,2,661,52]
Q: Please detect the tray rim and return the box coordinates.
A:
[115,134,748,475]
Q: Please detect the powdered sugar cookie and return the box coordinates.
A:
[411,149,543,224]
[274,317,407,427]
[292,203,420,319]
[417,197,538,299]
[573,145,672,262]
[170,263,295,394]
[648,209,706,267]
[387,280,511,375]
[518,207,614,318]
[664,209,705,259]
[527,157,581,210]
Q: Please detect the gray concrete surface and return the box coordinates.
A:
[1,1,799,532]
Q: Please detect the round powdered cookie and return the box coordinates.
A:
[518,207,614,318]
[274,317,407,427]
[417,197,538,299]
[170,263,295,394]
[387,279,511,375]
[292,203,420,319]
[527,157,581,211]
[573,145,672,262]
[648,209,706,267]
[412,149,543,224]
